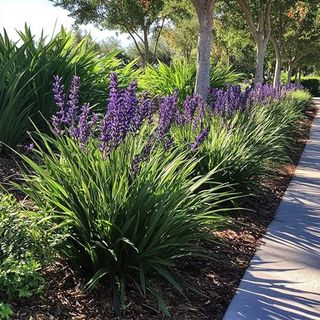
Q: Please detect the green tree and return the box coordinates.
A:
[164,0,217,98]
[232,0,272,84]
[269,0,294,86]
[51,0,165,66]
[270,0,320,86]
[214,2,255,76]
[161,18,198,62]
[281,1,320,83]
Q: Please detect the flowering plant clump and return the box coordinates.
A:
[52,74,211,155]
[19,73,244,317]
[15,71,311,317]
[207,83,302,117]
[52,75,98,145]
[51,75,304,158]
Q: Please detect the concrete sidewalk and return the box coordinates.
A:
[223,98,320,320]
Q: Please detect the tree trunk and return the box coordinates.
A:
[153,17,165,62]
[254,39,267,84]
[297,67,302,85]
[143,27,149,67]
[235,0,272,85]
[271,38,281,87]
[192,0,215,99]
[287,63,292,84]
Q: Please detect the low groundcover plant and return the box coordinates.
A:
[0,193,46,319]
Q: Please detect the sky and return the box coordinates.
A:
[0,0,131,45]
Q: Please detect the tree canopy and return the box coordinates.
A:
[51,0,165,65]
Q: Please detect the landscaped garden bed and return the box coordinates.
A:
[0,71,315,319]
[1,13,318,317]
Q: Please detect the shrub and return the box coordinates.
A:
[0,303,13,320]
[0,26,141,153]
[286,88,313,110]
[301,77,320,96]
[0,193,45,317]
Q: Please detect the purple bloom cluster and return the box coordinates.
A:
[209,85,251,117]
[250,83,303,104]
[131,91,155,133]
[156,90,180,148]
[157,90,179,138]
[52,75,81,133]
[51,76,67,134]
[98,73,155,156]
[99,73,130,153]
[130,136,154,177]
[52,73,155,156]
[181,94,207,129]
[249,83,284,104]
[51,74,303,170]
[208,83,302,116]
[72,104,99,147]
[52,75,98,147]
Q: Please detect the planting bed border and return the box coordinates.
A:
[0,104,317,320]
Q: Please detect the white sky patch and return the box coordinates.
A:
[0,0,131,46]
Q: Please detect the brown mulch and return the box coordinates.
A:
[0,148,30,200]
[2,105,317,320]
[0,155,20,186]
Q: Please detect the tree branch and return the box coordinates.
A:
[125,27,144,60]
[265,0,272,38]
[153,16,166,58]
[235,0,257,41]
[131,29,144,44]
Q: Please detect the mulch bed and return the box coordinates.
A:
[2,105,317,320]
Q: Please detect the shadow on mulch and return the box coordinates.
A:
[3,105,317,320]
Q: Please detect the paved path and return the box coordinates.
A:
[223,98,320,320]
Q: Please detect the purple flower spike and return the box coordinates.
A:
[52,75,66,135]
[99,112,112,156]
[51,75,82,135]
[65,76,81,127]
[190,128,210,150]
[108,72,120,113]
[26,143,34,152]
[131,154,141,177]
[77,103,91,146]
[123,80,138,134]
[131,91,155,133]
[98,73,147,156]
[157,93,179,140]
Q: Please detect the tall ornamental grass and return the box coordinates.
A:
[174,111,288,192]
[0,26,140,153]
[139,60,242,101]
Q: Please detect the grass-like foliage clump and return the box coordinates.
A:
[0,26,141,153]
[13,72,311,316]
